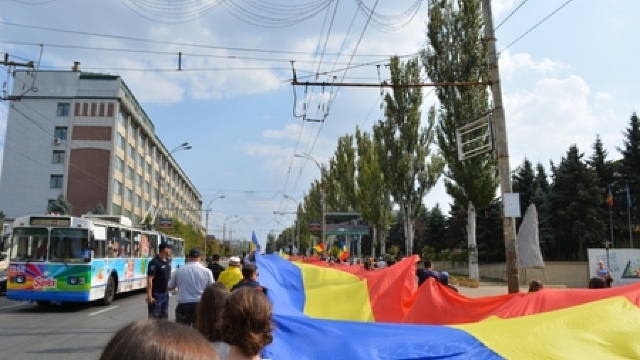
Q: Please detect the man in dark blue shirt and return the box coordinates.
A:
[416,258,440,287]
[231,264,267,295]
[146,241,172,319]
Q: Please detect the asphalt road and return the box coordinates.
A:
[0,291,176,360]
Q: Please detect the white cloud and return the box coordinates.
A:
[492,0,516,18]
[504,74,619,166]
[499,51,569,80]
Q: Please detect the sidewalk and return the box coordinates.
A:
[457,284,529,298]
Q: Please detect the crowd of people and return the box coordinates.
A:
[100,243,272,360]
[99,245,622,359]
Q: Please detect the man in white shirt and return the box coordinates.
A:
[168,248,214,326]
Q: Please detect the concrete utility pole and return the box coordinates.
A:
[294,153,326,248]
[482,0,520,293]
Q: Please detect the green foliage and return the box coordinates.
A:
[388,245,400,257]
[355,127,392,255]
[159,217,203,255]
[329,246,340,258]
[422,0,497,212]
[91,203,107,215]
[550,145,605,260]
[329,134,357,211]
[421,245,436,260]
[47,194,73,215]
[265,233,276,254]
[374,56,444,254]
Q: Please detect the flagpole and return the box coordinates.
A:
[608,184,615,248]
[627,184,633,248]
[609,205,615,248]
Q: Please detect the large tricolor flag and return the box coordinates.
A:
[255,253,640,360]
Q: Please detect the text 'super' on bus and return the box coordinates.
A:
[5,214,184,306]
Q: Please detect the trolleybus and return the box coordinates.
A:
[5,214,184,306]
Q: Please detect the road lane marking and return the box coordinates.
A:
[0,303,27,310]
[88,306,118,317]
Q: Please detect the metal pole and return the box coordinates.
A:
[204,210,210,256]
[627,184,633,248]
[482,0,519,293]
[296,210,301,255]
[609,205,614,248]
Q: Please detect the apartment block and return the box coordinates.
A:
[0,64,202,226]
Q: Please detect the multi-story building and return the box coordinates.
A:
[0,63,202,226]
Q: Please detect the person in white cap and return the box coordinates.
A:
[218,256,243,290]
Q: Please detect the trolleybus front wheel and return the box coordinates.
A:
[102,276,116,306]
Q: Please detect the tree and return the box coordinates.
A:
[550,145,604,260]
[422,0,497,279]
[91,203,107,215]
[512,158,536,228]
[374,56,444,256]
[331,134,357,211]
[265,233,276,254]
[618,112,640,230]
[48,194,73,215]
[355,127,392,257]
[425,204,447,252]
[158,217,203,255]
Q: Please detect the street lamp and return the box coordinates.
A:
[294,153,325,248]
[221,215,239,254]
[228,218,241,251]
[203,195,225,256]
[157,142,192,221]
[282,194,301,254]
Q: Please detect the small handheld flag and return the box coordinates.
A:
[606,184,614,207]
[314,243,325,254]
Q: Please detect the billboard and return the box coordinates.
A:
[158,218,173,229]
[309,221,321,231]
[587,248,640,287]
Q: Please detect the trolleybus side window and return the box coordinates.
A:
[132,231,141,257]
[10,228,49,262]
[149,234,158,257]
[106,227,122,258]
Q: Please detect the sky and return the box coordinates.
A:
[1,0,639,249]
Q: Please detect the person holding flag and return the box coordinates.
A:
[338,239,349,262]
[314,243,325,255]
[245,231,261,265]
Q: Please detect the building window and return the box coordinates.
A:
[137,154,143,167]
[107,103,114,117]
[114,156,124,172]
[90,103,97,116]
[117,134,126,149]
[118,111,126,127]
[47,199,56,209]
[144,200,149,211]
[146,162,151,174]
[82,103,89,116]
[125,187,132,201]
[54,126,68,140]
[136,174,142,187]
[129,123,136,139]
[112,203,122,215]
[74,103,81,116]
[144,181,150,194]
[99,103,105,117]
[128,145,135,159]
[113,180,123,195]
[52,150,65,164]
[124,210,132,219]
[135,195,141,207]
[50,175,63,189]
[126,166,134,180]
[56,103,70,116]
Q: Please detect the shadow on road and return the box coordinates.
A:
[24,345,105,354]
[2,289,145,314]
